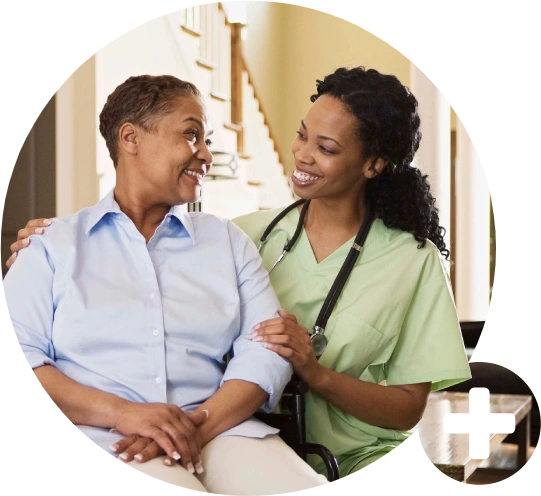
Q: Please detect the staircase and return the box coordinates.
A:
[101,4,293,219]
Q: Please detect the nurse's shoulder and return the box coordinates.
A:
[233,207,290,246]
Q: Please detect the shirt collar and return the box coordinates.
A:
[85,189,196,244]
[85,189,121,234]
[168,204,196,244]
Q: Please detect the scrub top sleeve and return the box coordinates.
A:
[385,249,471,391]
[3,237,57,370]
[221,221,293,412]
[233,210,276,246]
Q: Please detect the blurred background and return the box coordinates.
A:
[1,1,493,326]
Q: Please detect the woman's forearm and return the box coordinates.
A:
[309,367,430,431]
[34,365,129,427]
[193,379,268,446]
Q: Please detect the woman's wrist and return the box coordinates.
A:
[110,396,134,429]
[191,408,212,447]
[305,363,330,392]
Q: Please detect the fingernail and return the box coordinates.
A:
[109,428,119,434]
[44,219,52,226]
[164,458,172,466]
[35,228,44,234]
[253,323,260,331]
[172,451,181,460]
[119,452,129,460]
[195,462,204,474]
[202,409,209,419]
[134,454,143,462]
[253,336,263,342]
[12,252,17,259]
[188,463,195,474]
[22,239,29,246]
[110,444,119,452]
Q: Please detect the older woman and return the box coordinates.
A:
[3,75,327,494]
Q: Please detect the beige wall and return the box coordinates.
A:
[56,56,98,215]
[244,2,287,158]
[244,2,411,174]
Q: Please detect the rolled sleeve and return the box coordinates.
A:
[222,336,292,412]
[221,222,293,411]
[3,237,56,370]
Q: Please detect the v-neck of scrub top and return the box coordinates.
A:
[288,206,362,272]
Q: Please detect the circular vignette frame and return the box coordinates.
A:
[0,0,516,488]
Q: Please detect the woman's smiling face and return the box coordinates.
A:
[290,95,371,201]
[133,96,214,205]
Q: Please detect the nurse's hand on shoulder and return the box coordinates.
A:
[250,310,325,386]
[5,218,52,268]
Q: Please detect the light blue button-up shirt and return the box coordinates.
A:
[4,189,292,451]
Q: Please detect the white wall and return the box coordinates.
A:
[455,118,491,321]
[410,63,451,251]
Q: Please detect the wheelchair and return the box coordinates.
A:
[254,375,340,481]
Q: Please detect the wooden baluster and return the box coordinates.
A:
[230,22,244,153]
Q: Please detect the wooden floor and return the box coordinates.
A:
[465,443,536,484]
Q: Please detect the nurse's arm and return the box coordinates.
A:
[309,369,431,431]
[254,312,430,430]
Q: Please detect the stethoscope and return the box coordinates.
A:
[258,199,374,357]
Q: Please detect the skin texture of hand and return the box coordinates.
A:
[6,218,52,268]
[113,403,207,474]
[110,410,207,471]
[250,310,325,386]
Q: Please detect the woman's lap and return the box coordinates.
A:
[129,434,327,495]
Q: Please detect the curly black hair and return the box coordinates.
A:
[311,67,449,258]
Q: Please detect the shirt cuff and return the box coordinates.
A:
[21,347,57,370]
[221,337,293,412]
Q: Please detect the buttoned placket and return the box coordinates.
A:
[117,212,168,403]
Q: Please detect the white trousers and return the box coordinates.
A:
[128,434,328,495]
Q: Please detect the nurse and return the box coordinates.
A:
[8,67,470,479]
[235,67,471,476]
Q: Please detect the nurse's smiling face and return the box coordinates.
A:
[290,95,381,202]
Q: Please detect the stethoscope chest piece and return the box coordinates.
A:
[310,326,328,357]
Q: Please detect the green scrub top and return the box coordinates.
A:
[233,207,471,476]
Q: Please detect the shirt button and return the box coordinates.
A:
[166,217,171,223]
[156,377,162,384]
[150,293,156,300]
[152,329,159,336]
